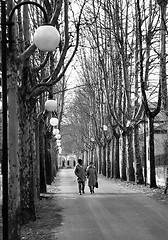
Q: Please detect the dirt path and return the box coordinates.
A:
[0,169,167,239]
[20,169,168,240]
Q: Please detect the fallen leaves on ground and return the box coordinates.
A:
[113,179,168,204]
[21,194,63,240]
[0,178,167,240]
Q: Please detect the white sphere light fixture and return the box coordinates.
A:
[56,134,61,140]
[55,128,59,135]
[53,128,59,135]
[34,25,60,51]
[50,117,58,126]
[45,99,57,112]
[103,125,108,131]
[58,147,62,154]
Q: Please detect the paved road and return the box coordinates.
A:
[51,169,168,240]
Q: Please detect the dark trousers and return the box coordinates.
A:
[164,177,168,194]
[78,181,85,193]
[89,185,94,193]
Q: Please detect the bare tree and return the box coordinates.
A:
[137,0,167,188]
[6,0,86,239]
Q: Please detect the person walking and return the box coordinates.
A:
[86,162,98,194]
[74,159,86,195]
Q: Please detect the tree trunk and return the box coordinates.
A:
[39,116,47,193]
[50,139,57,181]
[148,116,157,188]
[34,118,40,201]
[98,145,102,174]
[102,145,106,177]
[107,140,111,178]
[127,128,135,181]
[137,0,161,188]
[45,149,52,185]
[55,150,59,173]
[114,135,120,179]
[158,1,168,110]
[8,72,20,240]
[121,134,127,181]
[111,137,115,179]
[19,106,36,224]
[134,125,144,184]
[45,131,52,185]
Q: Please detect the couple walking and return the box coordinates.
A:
[74,158,98,195]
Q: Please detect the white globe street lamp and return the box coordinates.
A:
[58,147,62,154]
[50,117,58,126]
[45,100,57,112]
[56,139,61,144]
[55,133,61,140]
[53,128,59,135]
[103,125,108,131]
[57,142,61,147]
[34,25,60,51]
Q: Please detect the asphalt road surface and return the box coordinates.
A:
[51,169,168,240]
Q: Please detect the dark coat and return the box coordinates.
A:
[74,164,86,182]
[86,165,97,187]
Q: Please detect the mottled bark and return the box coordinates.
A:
[8,70,20,240]
[45,149,52,185]
[45,131,52,185]
[39,116,47,193]
[127,128,135,181]
[133,0,144,185]
[121,134,127,181]
[98,146,102,174]
[102,145,106,177]
[34,119,40,201]
[148,117,157,188]
[113,131,120,179]
[19,107,36,224]
[134,125,144,184]
[50,139,57,180]
[107,140,111,178]
[158,1,168,110]
[111,137,115,179]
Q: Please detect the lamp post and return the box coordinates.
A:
[90,137,95,163]
[45,99,59,127]
[0,1,60,239]
[143,111,147,186]
[102,124,108,177]
[53,128,60,135]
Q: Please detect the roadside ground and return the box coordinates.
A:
[109,177,168,204]
[21,174,168,239]
[0,172,167,239]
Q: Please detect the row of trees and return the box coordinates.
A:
[65,0,168,189]
[2,0,168,239]
[3,0,86,239]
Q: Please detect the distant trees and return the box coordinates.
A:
[65,0,168,188]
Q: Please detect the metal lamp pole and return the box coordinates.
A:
[0,1,48,239]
